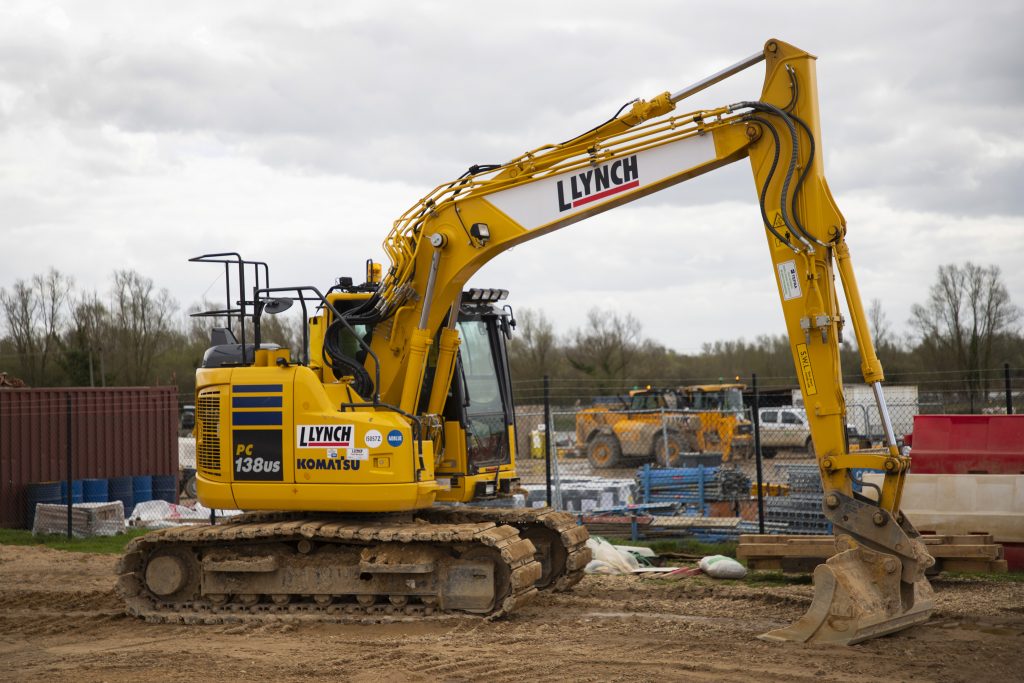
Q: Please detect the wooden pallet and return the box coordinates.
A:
[737,533,1008,573]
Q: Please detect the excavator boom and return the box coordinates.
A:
[350,38,933,642]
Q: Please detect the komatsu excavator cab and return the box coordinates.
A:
[434,289,517,497]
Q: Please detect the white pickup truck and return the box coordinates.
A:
[758,407,815,457]
[758,406,870,457]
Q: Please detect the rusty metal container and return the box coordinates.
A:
[0,387,177,528]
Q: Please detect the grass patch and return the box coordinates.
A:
[742,570,814,586]
[0,528,149,554]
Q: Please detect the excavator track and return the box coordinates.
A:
[420,507,591,591]
[116,511,543,625]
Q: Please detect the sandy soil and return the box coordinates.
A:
[1,544,1021,683]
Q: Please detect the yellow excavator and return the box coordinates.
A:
[118,39,934,644]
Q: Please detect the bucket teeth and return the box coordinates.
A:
[760,543,934,645]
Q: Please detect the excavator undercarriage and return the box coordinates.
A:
[117,508,589,624]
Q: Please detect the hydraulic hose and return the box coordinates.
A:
[321,291,386,399]
[746,115,798,252]
[732,101,813,251]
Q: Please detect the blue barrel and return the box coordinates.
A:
[108,476,134,515]
[26,481,62,529]
[60,480,84,504]
[132,475,153,504]
[152,474,178,504]
[82,478,109,502]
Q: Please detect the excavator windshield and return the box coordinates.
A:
[456,316,513,469]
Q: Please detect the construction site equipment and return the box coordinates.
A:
[575,389,703,469]
[118,39,934,642]
[677,384,754,461]
[576,384,753,468]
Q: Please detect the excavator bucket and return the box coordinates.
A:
[760,537,935,645]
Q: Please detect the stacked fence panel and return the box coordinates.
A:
[763,463,831,535]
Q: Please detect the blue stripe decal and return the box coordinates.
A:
[233,384,283,393]
[232,396,283,408]
[232,412,283,426]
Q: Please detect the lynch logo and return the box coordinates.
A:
[556,156,639,212]
[297,424,354,448]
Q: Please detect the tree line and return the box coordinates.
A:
[0,268,298,397]
[1,262,1020,410]
[508,262,1023,408]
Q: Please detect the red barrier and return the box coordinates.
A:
[909,415,1024,475]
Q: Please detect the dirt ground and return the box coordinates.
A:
[1,544,1021,683]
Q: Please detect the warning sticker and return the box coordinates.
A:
[796,343,818,396]
[778,260,802,301]
[771,213,788,250]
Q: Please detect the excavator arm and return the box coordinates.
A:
[338,38,933,644]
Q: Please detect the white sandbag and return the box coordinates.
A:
[583,560,622,575]
[698,554,747,579]
[585,537,640,574]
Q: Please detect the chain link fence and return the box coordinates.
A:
[26,435,214,537]
[510,381,1018,537]
[3,388,214,537]
[9,378,1017,538]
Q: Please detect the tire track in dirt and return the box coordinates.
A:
[0,587,125,639]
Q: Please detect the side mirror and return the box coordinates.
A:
[263,298,294,314]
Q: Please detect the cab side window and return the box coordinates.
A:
[762,410,778,423]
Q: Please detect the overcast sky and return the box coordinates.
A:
[1,1,1021,353]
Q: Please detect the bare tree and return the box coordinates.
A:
[564,308,642,384]
[0,281,39,382]
[910,262,1021,408]
[508,308,558,381]
[110,270,179,385]
[0,269,73,384]
[867,298,894,351]
[62,291,111,386]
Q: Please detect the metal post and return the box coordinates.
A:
[65,395,73,540]
[544,375,552,507]
[549,407,563,511]
[660,408,669,467]
[1006,363,1013,415]
[698,465,706,515]
[752,373,765,534]
[643,463,651,503]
